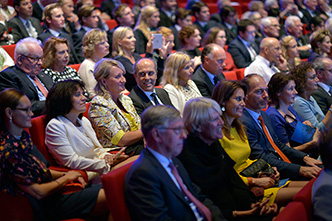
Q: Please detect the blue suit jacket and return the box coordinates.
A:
[124,148,222,221]
[227,37,259,69]
[240,109,306,180]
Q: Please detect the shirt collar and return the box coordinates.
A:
[318,82,331,94]
[137,84,156,99]
[49,28,61,37]
[238,36,252,47]
[201,65,217,84]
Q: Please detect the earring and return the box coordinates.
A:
[9,116,12,123]
[221,106,225,111]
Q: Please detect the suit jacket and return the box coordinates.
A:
[129,86,174,115]
[32,2,43,21]
[158,10,174,28]
[298,34,311,59]
[220,22,237,45]
[192,66,225,97]
[300,8,320,25]
[7,16,43,43]
[72,28,87,61]
[124,148,223,221]
[134,28,148,54]
[0,65,54,116]
[169,26,182,51]
[101,0,116,18]
[240,109,307,180]
[210,13,222,23]
[312,84,332,115]
[193,20,220,40]
[38,29,84,64]
[228,37,259,69]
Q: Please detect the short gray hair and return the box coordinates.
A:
[141,105,181,138]
[285,15,300,31]
[183,97,221,134]
[261,16,274,30]
[15,37,42,60]
[264,0,278,10]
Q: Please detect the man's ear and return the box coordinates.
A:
[82,16,87,24]
[45,16,52,26]
[151,128,162,142]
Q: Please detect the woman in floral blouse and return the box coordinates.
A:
[89,58,144,155]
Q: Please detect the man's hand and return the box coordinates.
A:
[299,166,321,178]
[303,155,323,167]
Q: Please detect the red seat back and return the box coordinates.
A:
[235,68,245,81]
[224,71,238,80]
[68,64,81,72]
[274,201,308,221]
[2,44,16,61]
[105,19,118,30]
[101,161,135,221]
[83,102,91,118]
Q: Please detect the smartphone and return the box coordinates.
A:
[152,33,163,49]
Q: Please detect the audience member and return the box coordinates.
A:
[248,0,268,18]
[7,0,43,43]
[279,0,302,20]
[0,0,15,21]
[284,15,311,59]
[193,43,226,97]
[32,0,56,21]
[129,58,173,115]
[179,97,278,220]
[78,29,109,98]
[308,15,325,33]
[133,5,159,54]
[300,0,320,24]
[161,52,202,115]
[245,37,287,83]
[0,88,110,220]
[228,19,259,69]
[216,5,238,44]
[0,37,53,116]
[100,0,120,19]
[248,11,263,42]
[312,58,332,114]
[259,16,281,43]
[264,0,280,17]
[38,3,83,64]
[240,74,322,180]
[210,0,232,23]
[158,0,177,28]
[266,73,320,156]
[132,0,156,21]
[280,35,301,70]
[308,29,332,62]
[125,105,224,220]
[41,37,82,84]
[89,58,144,155]
[169,7,192,51]
[57,0,81,35]
[291,62,332,130]
[317,0,332,18]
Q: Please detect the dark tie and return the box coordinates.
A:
[213,76,219,85]
[257,116,291,163]
[150,92,160,105]
[169,162,212,221]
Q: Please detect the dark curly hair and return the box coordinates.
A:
[268,73,296,108]
[289,62,314,95]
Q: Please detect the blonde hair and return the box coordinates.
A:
[134,5,158,40]
[112,26,133,57]
[82,29,107,58]
[280,35,301,69]
[156,26,173,38]
[161,52,191,88]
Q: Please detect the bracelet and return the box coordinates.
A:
[247,177,253,186]
[54,179,61,187]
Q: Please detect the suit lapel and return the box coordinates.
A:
[135,86,153,107]
[16,18,29,38]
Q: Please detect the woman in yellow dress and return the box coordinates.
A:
[212,80,307,206]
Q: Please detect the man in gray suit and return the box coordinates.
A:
[192,43,226,97]
[312,58,332,114]
[129,58,173,115]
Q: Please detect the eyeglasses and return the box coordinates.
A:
[157,127,186,135]
[14,107,32,114]
[307,74,318,80]
[22,55,43,63]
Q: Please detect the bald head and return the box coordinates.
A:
[133,58,157,92]
[201,43,226,75]
[259,37,282,63]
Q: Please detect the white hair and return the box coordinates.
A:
[14,37,42,60]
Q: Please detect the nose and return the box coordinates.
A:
[262,89,268,98]
[219,116,224,126]
[105,41,109,48]
[189,66,194,73]
[180,129,187,139]
[294,89,298,94]
[120,75,126,83]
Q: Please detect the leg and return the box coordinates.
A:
[287,181,308,188]
[275,187,302,206]
[89,189,111,220]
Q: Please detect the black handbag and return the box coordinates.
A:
[240,159,274,177]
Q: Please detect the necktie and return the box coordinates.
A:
[257,116,291,163]
[26,20,38,38]
[150,92,160,105]
[213,76,219,85]
[32,77,48,97]
[248,45,257,61]
[169,162,212,221]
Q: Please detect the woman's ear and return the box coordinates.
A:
[5,107,12,120]
[101,78,107,87]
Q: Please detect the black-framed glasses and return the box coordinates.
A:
[22,55,42,63]
[308,74,318,80]
[15,107,32,113]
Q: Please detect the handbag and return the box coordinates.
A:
[240,159,272,177]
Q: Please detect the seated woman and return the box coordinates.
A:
[161,52,202,115]
[291,62,332,130]
[280,36,301,70]
[202,26,236,71]
[78,29,109,98]
[42,37,82,83]
[308,29,332,62]
[89,58,144,155]
[112,26,168,91]
[266,73,320,155]
[0,88,109,220]
[133,5,160,54]
[45,80,128,182]
[212,80,306,208]
[178,24,202,69]
[179,97,278,220]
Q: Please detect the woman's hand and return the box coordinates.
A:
[192,56,201,70]
[252,177,275,188]
[312,128,321,144]
[104,147,129,166]
[303,120,313,127]
[77,176,87,188]
[146,36,154,54]
[272,167,280,181]
[64,171,83,181]
[158,37,170,59]
[233,199,277,217]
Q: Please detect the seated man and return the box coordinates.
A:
[125,105,224,220]
[228,19,259,69]
[129,58,173,116]
[312,129,332,220]
[32,0,56,21]
[312,58,332,115]
[245,37,288,83]
[158,0,177,28]
[38,3,83,64]
[7,0,43,43]
[240,74,322,180]
[193,43,226,97]
[0,37,54,116]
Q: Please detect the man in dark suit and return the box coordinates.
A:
[300,0,320,24]
[158,0,177,28]
[193,43,226,97]
[169,7,192,51]
[72,5,99,59]
[228,19,259,69]
[129,58,173,115]
[7,0,43,43]
[0,37,54,116]
[215,6,238,45]
[125,105,223,221]
[240,74,322,180]
[312,58,332,114]
[38,3,83,64]
[32,0,56,21]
